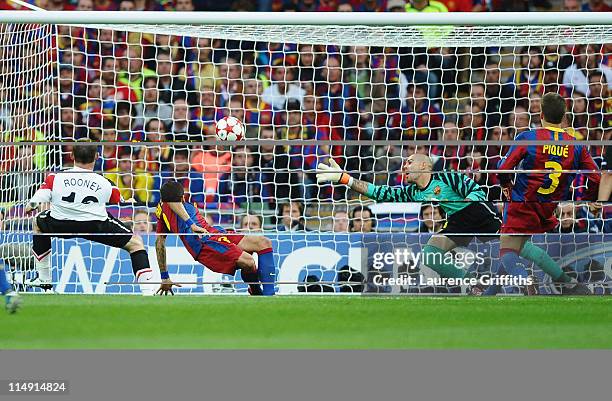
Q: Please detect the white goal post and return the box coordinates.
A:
[0,11,610,295]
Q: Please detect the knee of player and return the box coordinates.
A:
[259,236,272,250]
[125,235,145,252]
[238,253,257,272]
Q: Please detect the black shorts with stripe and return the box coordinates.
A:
[36,210,133,249]
[440,202,501,247]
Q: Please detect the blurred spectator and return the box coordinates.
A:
[528,92,542,128]
[240,214,263,231]
[277,201,307,231]
[95,0,118,11]
[297,44,316,82]
[262,64,305,110]
[216,57,244,106]
[388,83,443,140]
[105,150,154,204]
[118,46,156,102]
[218,146,261,205]
[349,205,375,233]
[387,0,406,11]
[510,104,530,134]
[508,46,544,99]
[563,44,612,97]
[433,120,466,171]
[568,92,589,139]
[115,101,143,141]
[333,210,349,232]
[257,126,298,204]
[79,77,104,131]
[405,0,448,12]
[459,104,486,140]
[77,0,94,11]
[163,148,206,205]
[337,0,353,11]
[582,0,612,12]
[175,0,195,11]
[440,0,486,11]
[563,0,581,11]
[155,50,192,104]
[136,76,173,128]
[190,135,232,200]
[100,57,137,105]
[484,58,517,127]
[119,0,135,11]
[169,98,202,141]
[587,70,612,134]
[0,146,44,205]
[47,0,75,10]
[557,202,586,233]
[419,204,444,233]
[138,118,173,172]
[133,209,153,233]
[181,37,218,92]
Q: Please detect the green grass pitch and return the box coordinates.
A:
[2,295,611,349]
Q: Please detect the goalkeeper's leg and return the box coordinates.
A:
[422,235,466,278]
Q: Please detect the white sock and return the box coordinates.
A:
[35,254,51,282]
[136,268,154,296]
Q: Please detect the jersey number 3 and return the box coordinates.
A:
[537,161,562,195]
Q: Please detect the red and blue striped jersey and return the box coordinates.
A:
[497,127,600,202]
[155,201,214,259]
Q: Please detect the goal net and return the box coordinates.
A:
[0,12,610,295]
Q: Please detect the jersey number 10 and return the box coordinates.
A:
[61,192,99,204]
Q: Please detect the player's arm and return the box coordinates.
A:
[166,202,208,234]
[438,172,486,202]
[154,233,182,296]
[25,174,54,213]
[316,159,413,202]
[497,134,528,198]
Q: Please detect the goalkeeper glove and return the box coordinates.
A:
[316,159,353,186]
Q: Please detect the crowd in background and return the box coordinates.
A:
[0,0,611,234]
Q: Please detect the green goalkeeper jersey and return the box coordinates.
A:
[364,172,486,216]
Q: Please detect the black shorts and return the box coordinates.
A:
[36,210,133,249]
[440,202,501,247]
[604,146,612,171]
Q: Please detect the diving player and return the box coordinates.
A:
[154,180,275,296]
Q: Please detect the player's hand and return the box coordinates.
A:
[191,223,208,235]
[589,202,603,216]
[316,159,343,184]
[24,202,39,214]
[156,278,182,296]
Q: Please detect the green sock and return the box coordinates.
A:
[520,241,571,282]
[422,244,465,278]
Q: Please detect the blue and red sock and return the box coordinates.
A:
[257,248,276,296]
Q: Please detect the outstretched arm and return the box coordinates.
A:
[166,202,208,234]
[155,234,182,296]
[317,159,413,202]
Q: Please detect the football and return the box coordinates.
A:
[215,116,245,141]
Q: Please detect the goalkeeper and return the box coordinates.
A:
[316,154,583,291]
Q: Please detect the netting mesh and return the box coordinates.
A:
[0,20,610,295]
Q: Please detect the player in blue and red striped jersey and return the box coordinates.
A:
[496,92,601,294]
[154,181,275,296]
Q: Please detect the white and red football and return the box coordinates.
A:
[215,116,245,142]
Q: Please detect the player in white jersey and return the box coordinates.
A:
[25,142,156,295]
